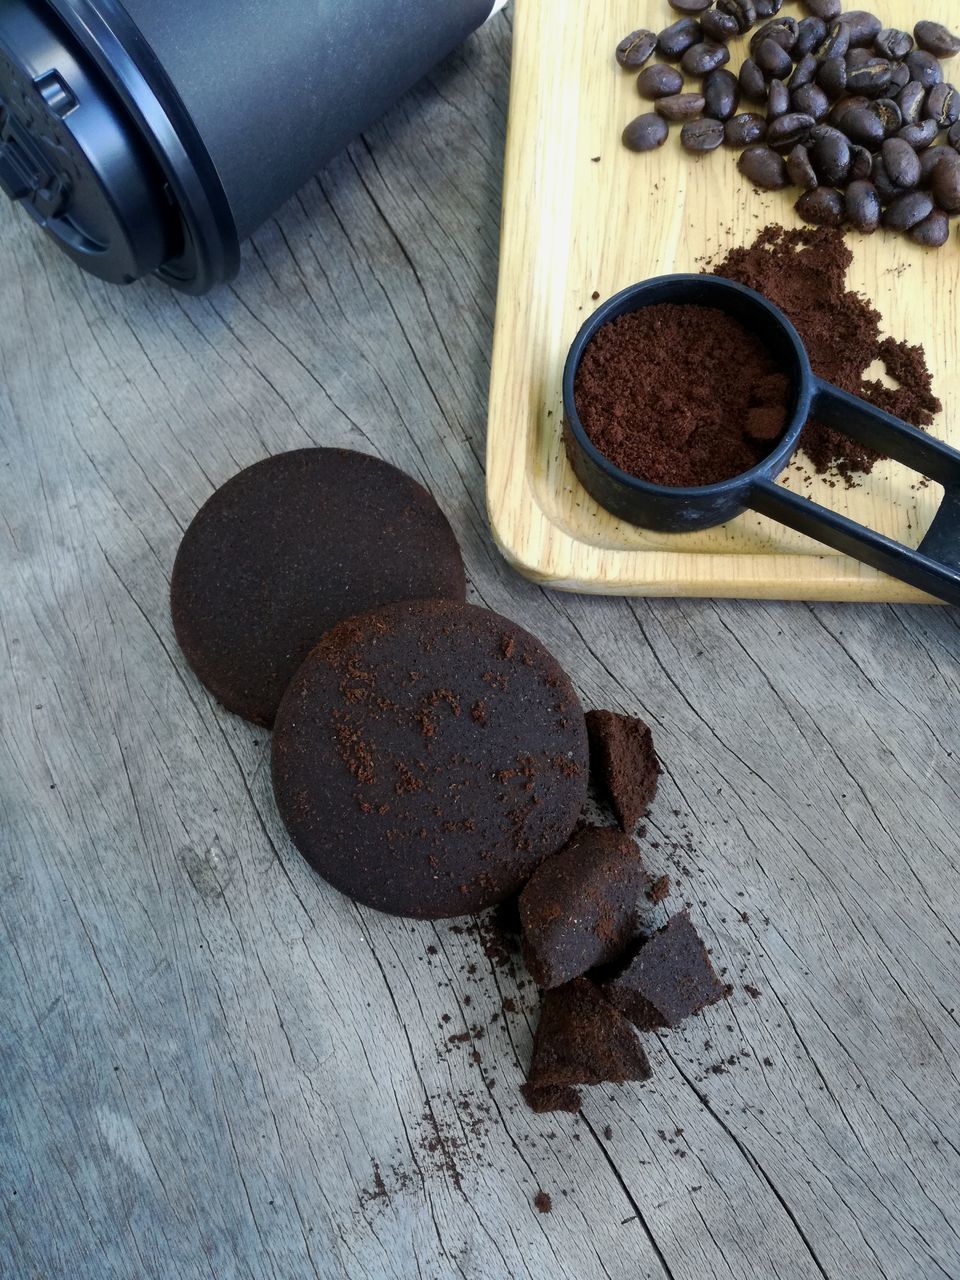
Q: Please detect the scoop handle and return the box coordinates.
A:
[747,378,960,605]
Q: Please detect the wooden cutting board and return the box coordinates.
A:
[486,0,960,601]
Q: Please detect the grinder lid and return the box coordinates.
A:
[0,0,239,291]
[0,0,171,283]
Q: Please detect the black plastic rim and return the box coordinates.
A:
[47,0,240,293]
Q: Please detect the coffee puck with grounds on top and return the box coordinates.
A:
[170,448,466,727]
[271,599,589,919]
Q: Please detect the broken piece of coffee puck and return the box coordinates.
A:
[519,825,652,988]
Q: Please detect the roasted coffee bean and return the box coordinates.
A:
[841,104,886,146]
[786,143,819,189]
[656,92,707,121]
[888,62,911,90]
[796,187,845,226]
[810,121,848,144]
[850,143,873,179]
[704,68,741,120]
[927,83,960,128]
[830,96,869,128]
[816,22,850,63]
[755,0,785,17]
[817,56,848,98]
[616,29,657,69]
[669,0,712,12]
[702,9,741,42]
[658,17,703,59]
[716,0,756,35]
[755,38,794,80]
[845,47,876,71]
[682,41,731,76]
[767,79,791,119]
[883,190,934,230]
[914,21,960,60]
[904,51,943,89]
[796,17,828,58]
[872,99,903,136]
[738,143,789,187]
[803,0,841,21]
[681,117,726,151]
[882,137,921,188]
[949,121,960,149]
[875,29,913,61]
[899,119,939,150]
[846,58,893,98]
[792,83,829,121]
[910,209,950,247]
[725,112,768,146]
[751,17,798,55]
[622,113,670,152]
[839,11,883,49]
[767,112,815,149]
[897,80,926,125]
[932,151,960,211]
[811,130,850,184]
[740,58,769,102]
[637,64,685,99]
[917,144,952,185]
[845,179,882,231]
[790,54,818,89]
[871,153,900,201]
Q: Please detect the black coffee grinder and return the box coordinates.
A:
[0,0,503,292]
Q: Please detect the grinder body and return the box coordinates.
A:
[0,0,499,291]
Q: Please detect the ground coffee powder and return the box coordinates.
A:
[574,304,791,487]
[711,227,942,486]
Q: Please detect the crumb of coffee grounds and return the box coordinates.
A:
[520,1082,583,1114]
[745,984,761,1000]
[647,874,670,904]
[534,1190,553,1214]
[574,303,791,487]
[711,227,941,486]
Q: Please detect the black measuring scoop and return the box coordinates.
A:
[562,275,960,605]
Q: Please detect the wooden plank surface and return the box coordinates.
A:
[487,0,960,601]
[2,8,960,1279]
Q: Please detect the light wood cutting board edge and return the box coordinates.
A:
[486,0,960,603]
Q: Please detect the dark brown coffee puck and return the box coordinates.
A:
[271,600,589,918]
[171,449,466,726]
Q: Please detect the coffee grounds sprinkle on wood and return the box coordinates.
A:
[711,225,941,484]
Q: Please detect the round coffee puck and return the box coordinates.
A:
[170,449,465,726]
[271,600,589,918]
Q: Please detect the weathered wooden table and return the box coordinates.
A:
[3,12,959,1280]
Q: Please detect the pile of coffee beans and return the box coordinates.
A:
[616,5,960,248]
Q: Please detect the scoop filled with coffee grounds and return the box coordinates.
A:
[573,302,791,488]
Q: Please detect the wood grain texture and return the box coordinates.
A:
[487,0,960,601]
[2,8,960,1280]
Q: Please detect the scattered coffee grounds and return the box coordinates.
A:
[534,1190,553,1214]
[519,826,652,989]
[271,600,588,918]
[585,709,661,831]
[603,912,729,1032]
[573,304,791,487]
[520,1082,583,1114]
[527,978,652,1089]
[712,226,941,484]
